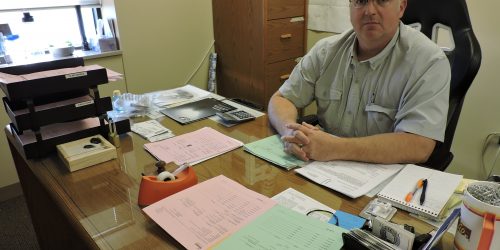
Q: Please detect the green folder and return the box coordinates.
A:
[244,135,306,170]
[213,205,347,249]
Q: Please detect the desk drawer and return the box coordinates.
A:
[265,58,298,99]
[267,0,306,20]
[266,18,305,63]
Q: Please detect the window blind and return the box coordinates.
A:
[0,0,101,11]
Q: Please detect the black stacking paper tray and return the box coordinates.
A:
[10,117,130,159]
[0,58,130,159]
[3,95,112,132]
[0,58,108,102]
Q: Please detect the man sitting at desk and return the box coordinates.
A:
[268,0,450,164]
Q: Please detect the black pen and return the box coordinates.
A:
[420,179,428,205]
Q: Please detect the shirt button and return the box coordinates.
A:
[347,110,352,115]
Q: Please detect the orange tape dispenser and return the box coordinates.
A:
[138,162,198,207]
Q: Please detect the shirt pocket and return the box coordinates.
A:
[365,104,397,134]
[315,88,342,132]
[315,88,342,111]
[315,88,342,101]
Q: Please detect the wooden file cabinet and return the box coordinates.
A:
[212,0,307,109]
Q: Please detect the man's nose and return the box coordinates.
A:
[363,0,377,13]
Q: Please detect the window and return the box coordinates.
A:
[0,1,101,53]
[0,0,100,11]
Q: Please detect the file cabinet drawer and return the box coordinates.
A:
[213,0,306,109]
[267,0,306,20]
[265,58,298,98]
[266,18,305,63]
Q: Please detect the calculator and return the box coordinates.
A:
[216,110,256,123]
[212,102,237,112]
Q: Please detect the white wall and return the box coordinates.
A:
[446,1,500,179]
[113,0,214,94]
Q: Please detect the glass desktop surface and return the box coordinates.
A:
[31,116,452,249]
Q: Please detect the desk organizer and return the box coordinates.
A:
[138,167,198,207]
[0,57,130,159]
[0,60,108,101]
[3,95,112,132]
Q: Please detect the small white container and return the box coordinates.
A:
[50,45,74,57]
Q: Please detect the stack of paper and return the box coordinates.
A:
[244,136,404,198]
[143,175,347,250]
[131,120,174,142]
[151,84,211,108]
[296,161,404,198]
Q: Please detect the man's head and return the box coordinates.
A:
[349,0,407,49]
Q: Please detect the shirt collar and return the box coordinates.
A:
[350,22,402,70]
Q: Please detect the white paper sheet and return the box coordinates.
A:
[150,84,211,107]
[131,119,174,142]
[308,0,351,33]
[272,187,335,215]
[295,161,404,198]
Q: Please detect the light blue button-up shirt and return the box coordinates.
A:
[279,22,450,142]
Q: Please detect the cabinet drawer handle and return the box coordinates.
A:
[280,34,292,39]
[280,74,290,80]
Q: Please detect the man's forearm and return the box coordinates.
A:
[331,132,436,164]
[268,92,299,136]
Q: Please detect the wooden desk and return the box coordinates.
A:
[6,116,453,249]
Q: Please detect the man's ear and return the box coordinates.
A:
[399,0,408,18]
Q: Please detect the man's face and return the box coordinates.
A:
[350,0,407,45]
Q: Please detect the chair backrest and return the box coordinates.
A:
[401,0,482,171]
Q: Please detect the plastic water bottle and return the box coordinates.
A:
[0,32,9,64]
[112,90,124,112]
[0,32,5,56]
[4,35,20,63]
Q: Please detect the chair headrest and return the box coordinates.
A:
[401,0,481,101]
[402,0,473,38]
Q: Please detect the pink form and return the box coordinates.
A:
[143,127,244,165]
[142,175,277,250]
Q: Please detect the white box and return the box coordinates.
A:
[57,134,117,172]
[98,37,117,52]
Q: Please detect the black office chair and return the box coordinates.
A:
[299,0,481,171]
[402,0,481,171]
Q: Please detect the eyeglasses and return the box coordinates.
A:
[349,0,393,9]
[306,209,339,225]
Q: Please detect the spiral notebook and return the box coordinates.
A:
[376,164,462,220]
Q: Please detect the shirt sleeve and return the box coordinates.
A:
[278,38,328,108]
[394,55,451,142]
